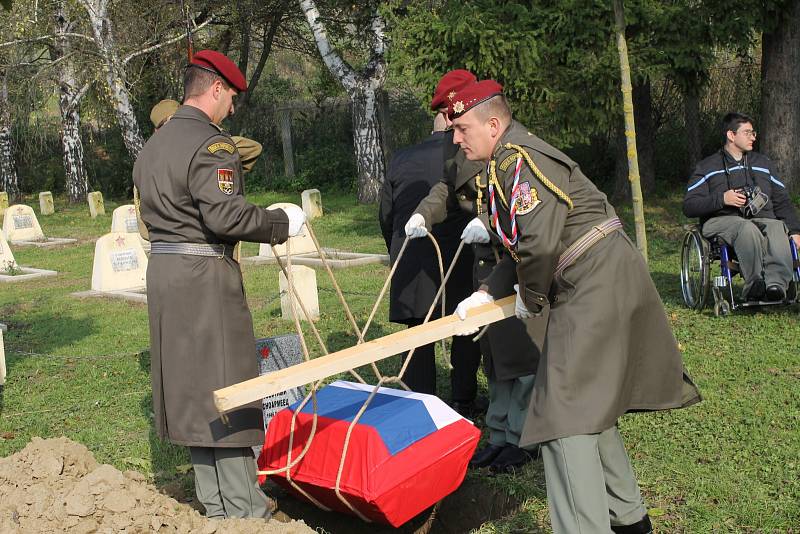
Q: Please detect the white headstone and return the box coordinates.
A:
[88,191,105,218]
[39,192,54,215]
[301,189,323,220]
[258,202,316,258]
[2,205,45,242]
[0,233,16,273]
[0,329,5,386]
[111,204,140,234]
[0,192,9,217]
[91,232,148,292]
[279,265,319,321]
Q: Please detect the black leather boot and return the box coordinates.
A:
[469,443,505,468]
[488,445,537,474]
[611,514,652,534]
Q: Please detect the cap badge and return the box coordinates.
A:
[447,90,456,101]
[453,101,465,114]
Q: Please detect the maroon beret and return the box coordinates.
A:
[190,50,248,92]
[448,80,504,120]
[430,69,477,111]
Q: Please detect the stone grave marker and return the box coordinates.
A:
[2,204,45,242]
[258,202,315,258]
[0,191,8,217]
[255,334,305,433]
[88,191,105,218]
[39,192,54,215]
[90,232,147,292]
[0,228,58,283]
[301,189,323,220]
[0,232,16,273]
[111,204,140,234]
[279,265,319,321]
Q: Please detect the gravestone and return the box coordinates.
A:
[0,191,7,217]
[279,265,319,321]
[111,204,140,234]
[2,205,45,242]
[258,202,315,258]
[39,192,54,215]
[0,233,16,273]
[88,191,105,218]
[255,334,305,432]
[91,232,148,292]
[301,189,323,220]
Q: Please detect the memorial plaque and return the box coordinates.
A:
[2,205,45,242]
[0,233,17,273]
[0,192,8,217]
[39,192,55,215]
[88,191,105,218]
[255,334,305,431]
[111,205,140,234]
[278,265,319,322]
[301,189,323,220]
[91,232,147,292]
[258,202,316,258]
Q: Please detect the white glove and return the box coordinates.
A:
[404,213,428,239]
[514,284,535,319]
[454,291,494,336]
[282,205,307,237]
[460,217,490,244]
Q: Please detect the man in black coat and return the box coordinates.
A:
[379,114,481,407]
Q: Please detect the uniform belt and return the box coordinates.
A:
[554,217,623,279]
[150,242,235,259]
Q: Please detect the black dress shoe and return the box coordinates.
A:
[611,514,652,534]
[469,444,505,468]
[744,279,766,301]
[451,400,486,418]
[765,284,786,302]
[488,445,536,474]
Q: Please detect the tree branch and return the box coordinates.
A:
[122,17,213,65]
[298,0,357,91]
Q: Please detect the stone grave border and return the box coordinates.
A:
[71,287,147,304]
[242,247,388,269]
[9,237,77,248]
[0,266,58,283]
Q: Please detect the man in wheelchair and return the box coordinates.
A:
[683,112,800,302]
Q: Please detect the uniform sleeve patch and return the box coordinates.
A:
[208,142,236,154]
[217,168,234,195]
[499,153,518,172]
[515,181,540,215]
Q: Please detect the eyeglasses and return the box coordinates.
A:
[739,129,757,138]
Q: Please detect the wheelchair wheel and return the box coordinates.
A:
[680,229,711,310]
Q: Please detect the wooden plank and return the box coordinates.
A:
[214,295,516,413]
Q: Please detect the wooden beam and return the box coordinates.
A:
[213,295,516,413]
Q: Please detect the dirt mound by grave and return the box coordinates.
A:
[0,437,314,533]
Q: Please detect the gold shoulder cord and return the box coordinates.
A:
[504,143,574,210]
[474,174,485,215]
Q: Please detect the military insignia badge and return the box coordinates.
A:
[208,142,236,154]
[217,168,234,195]
[515,181,540,215]
[447,90,456,101]
[453,100,465,114]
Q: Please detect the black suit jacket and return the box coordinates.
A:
[378,132,475,323]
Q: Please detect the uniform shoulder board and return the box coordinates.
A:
[208,141,236,155]
[498,153,519,172]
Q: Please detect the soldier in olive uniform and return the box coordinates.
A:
[405,70,546,473]
[451,80,701,534]
[134,50,307,520]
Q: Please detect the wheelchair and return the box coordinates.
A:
[680,224,800,316]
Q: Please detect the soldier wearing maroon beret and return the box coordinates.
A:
[449,80,701,534]
[134,50,307,520]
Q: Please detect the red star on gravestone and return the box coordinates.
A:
[115,236,126,247]
[128,207,136,215]
[16,207,23,214]
[260,346,271,359]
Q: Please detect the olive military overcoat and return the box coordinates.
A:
[134,105,289,448]
[483,121,701,445]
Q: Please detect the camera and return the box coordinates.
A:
[737,184,769,218]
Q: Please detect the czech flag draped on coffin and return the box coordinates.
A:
[258,380,481,526]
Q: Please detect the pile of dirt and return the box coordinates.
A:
[0,437,314,533]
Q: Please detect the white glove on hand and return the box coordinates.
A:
[454,291,494,335]
[404,213,428,239]
[460,217,490,244]
[282,205,307,237]
[514,284,535,319]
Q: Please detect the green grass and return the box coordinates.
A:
[1,190,799,533]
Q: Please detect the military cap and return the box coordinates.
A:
[190,50,248,92]
[150,99,180,129]
[430,69,477,111]
[448,80,504,120]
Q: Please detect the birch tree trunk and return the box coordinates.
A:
[299,0,387,203]
[0,73,19,200]
[79,0,143,158]
[55,1,89,203]
[613,0,648,263]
